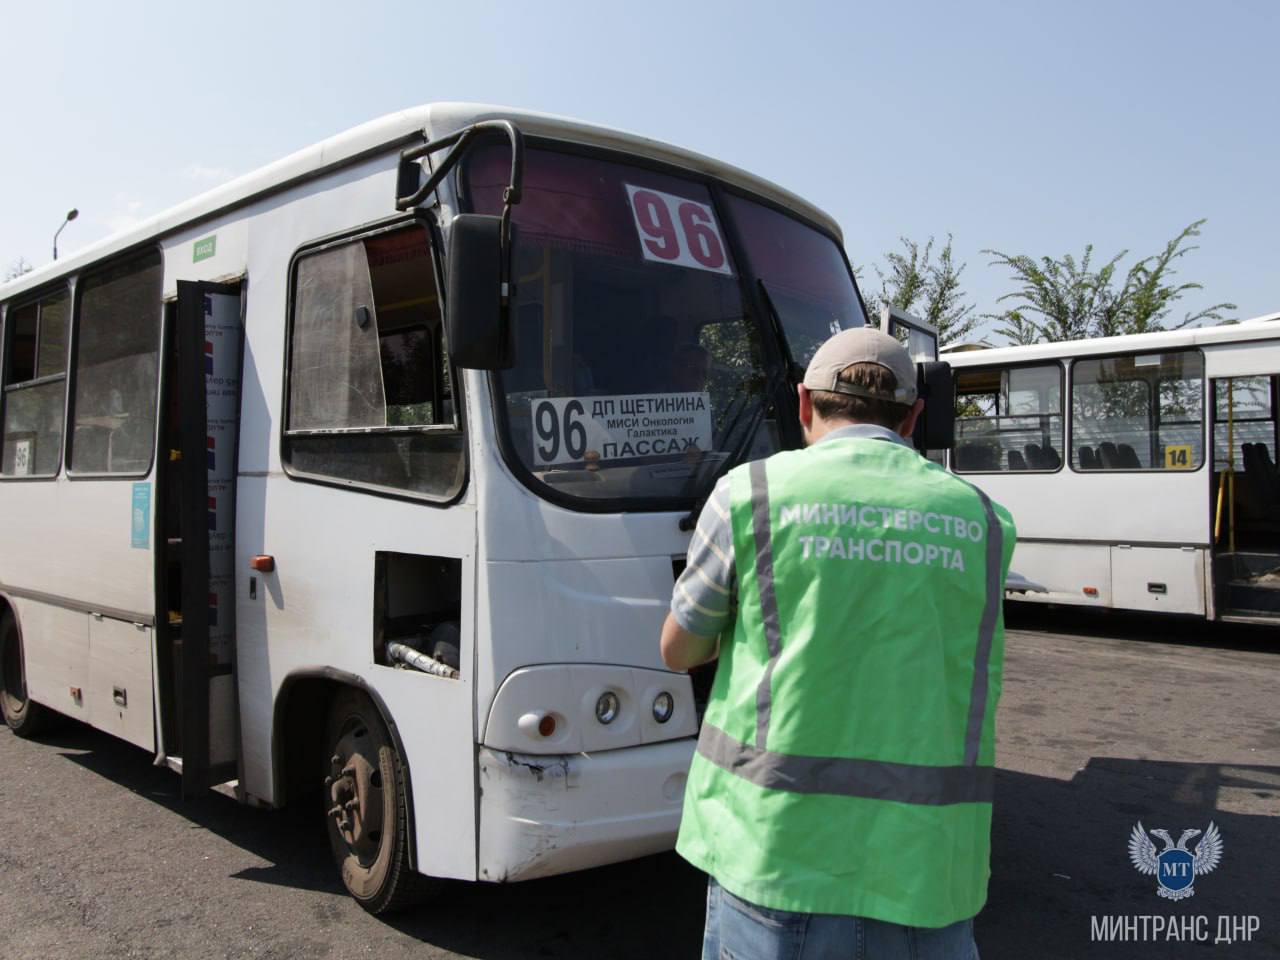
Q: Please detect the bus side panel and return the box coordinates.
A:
[1111,545,1206,616]
[972,471,1210,547]
[1006,541,1112,607]
[11,597,89,720]
[1,477,156,733]
[0,477,155,617]
[234,474,480,881]
[87,616,155,751]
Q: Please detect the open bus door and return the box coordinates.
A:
[156,281,243,797]
[1209,373,1280,622]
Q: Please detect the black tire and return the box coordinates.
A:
[0,609,55,738]
[323,689,433,914]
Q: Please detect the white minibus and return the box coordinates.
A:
[943,317,1280,624]
[0,103,891,910]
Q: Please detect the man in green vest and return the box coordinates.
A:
[661,327,1015,959]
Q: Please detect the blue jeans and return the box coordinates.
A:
[702,878,980,960]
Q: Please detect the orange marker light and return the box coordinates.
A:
[249,555,275,573]
[1083,586,1099,597]
[538,715,557,737]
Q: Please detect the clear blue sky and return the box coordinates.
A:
[3,0,1276,338]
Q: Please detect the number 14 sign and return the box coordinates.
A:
[625,184,734,276]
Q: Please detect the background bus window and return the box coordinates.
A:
[69,251,163,475]
[284,225,464,500]
[2,289,69,477]
[1070,350,1204,471]
[953,364,1063,472]
[1214,377,1275,470]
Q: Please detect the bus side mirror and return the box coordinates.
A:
[446,214,515,370]
[913,361,955,453]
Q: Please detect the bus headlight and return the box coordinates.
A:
[595,691,620,725]
[652,692,674,724]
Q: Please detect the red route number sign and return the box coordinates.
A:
[624,184,734,276]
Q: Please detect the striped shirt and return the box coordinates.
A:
[670,424,913,637]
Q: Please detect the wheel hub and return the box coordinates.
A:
[325,727,384,865]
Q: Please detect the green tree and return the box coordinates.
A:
[990,309,1041,346]
[983,244,1121,343]
[984,220,1235,345]
[1114,220,1235,334]
[865,235,979,346]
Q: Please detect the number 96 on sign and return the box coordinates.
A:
[625,185,733,277]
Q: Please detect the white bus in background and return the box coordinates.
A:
[0,104,893,911]
[942,315,1280,625]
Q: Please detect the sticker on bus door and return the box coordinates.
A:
[625,185,734,276]
[530,392,713,466]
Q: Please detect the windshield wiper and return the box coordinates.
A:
[676,280,802,532]
[678,392,766,531]
[756,279,805,386]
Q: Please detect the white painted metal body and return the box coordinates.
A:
[943,322,1280,618]
[0,104,845,884]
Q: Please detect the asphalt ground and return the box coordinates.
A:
[0,606,1276,960]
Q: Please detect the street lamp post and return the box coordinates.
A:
[53,208,79,261]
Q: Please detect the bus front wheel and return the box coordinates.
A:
[323,689,431,914]
[0,610,54,738]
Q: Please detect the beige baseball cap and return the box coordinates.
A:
[802,327,918,404]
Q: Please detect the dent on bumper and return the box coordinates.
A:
[477,738,695,882]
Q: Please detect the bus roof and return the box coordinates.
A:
[943,311,1280,365]
[2,103,842,302]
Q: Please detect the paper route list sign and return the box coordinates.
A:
[530,392,713,467]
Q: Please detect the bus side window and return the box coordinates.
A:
[953,363,1063,473]
[1070,350,1204,471]
[2,289,70,477]
[68,250,164,476]
[283,225,465,501]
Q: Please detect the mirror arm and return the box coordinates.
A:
[396,119,524,311]
[396,118,524,207]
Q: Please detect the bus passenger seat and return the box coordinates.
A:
[1117,444,1141,468]
[956,444,997,471]
[1240,444,1273,517]
[1254,444,1280,494]
[1008,450,1027,471]
[1078,446,1098,470]
[1100,442,1120,469]
[1042,445,1061,470]
[1025,444,1044,469]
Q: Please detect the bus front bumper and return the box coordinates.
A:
[476,738,694,882]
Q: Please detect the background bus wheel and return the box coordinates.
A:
[0,610,54,738]
[323,689,431,914]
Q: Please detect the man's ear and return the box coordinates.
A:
[897,398,925,439]
[797,383,814,432]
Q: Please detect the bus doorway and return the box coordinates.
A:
[1210,374,1280,621]
[156,280,244,796]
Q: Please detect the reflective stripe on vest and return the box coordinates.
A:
[695,457,1005,808]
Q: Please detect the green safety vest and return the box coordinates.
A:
[676,436,1016,928]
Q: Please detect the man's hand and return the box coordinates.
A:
[660,612,719,671]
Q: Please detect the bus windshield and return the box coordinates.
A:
[462,143,863,505]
